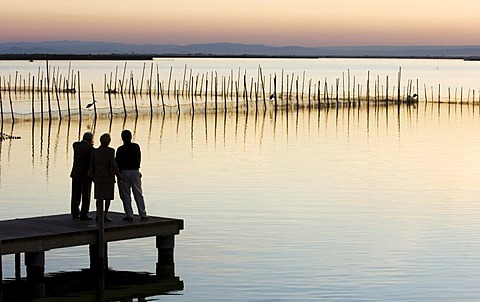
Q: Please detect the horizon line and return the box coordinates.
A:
[2,40,480,49]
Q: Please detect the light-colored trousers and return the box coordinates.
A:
[118,170,147,218]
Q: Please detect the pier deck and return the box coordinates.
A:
[0,212,183,255]
[0,212,184,285]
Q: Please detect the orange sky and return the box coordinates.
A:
[2,0,480,46]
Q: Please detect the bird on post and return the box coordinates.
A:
[86,100,97,108]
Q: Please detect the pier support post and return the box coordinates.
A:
[94,199,108,272]
[156,235,175,278]
[89,243,108,271]
[15,253,21,280]
[25,251,45,298]
[0,241,3,302]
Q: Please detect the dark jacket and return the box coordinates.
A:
[116,142,141,171]
[70,140,93,180]
[88,146,121,184]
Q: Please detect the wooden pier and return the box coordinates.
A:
[0,211,184,299]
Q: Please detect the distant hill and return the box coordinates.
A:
[1,41,480,58]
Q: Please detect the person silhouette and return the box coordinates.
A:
[88,133,122,222]
[70,132,94,220]
[116,129,148,221]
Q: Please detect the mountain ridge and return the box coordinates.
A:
[1,41,480,57]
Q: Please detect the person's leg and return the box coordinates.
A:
[131,171,147,218]
[80,180,92,219]
[96,199,103,222]
[104,200,112,222]
[71,179,82,219]
[119,171,134,219]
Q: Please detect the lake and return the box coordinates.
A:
[1,58,480,301]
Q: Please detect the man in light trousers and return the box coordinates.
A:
[116,129,148,221]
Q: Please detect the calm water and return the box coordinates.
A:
[2,59,480,301]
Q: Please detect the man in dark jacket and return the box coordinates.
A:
[70,132,94,220]
[116,129,148,221]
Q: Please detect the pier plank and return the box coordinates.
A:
[0,212,183,255]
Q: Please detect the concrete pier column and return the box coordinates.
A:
[25,251,45,281]
[0,242,3,302]
[89,243,108,271]
[15,253,21,280]
[156,235,175,278]
[25,251,45,298]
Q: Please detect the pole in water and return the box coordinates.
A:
[40,79,44,121]
[0,79,4,125]
[273,75,277,111]
[90,84,97,120]
[8,82,14,123]
[167,66,172,97]
[31,77,35,122]
[159,82,165,115]
[46,60,52,120]
[119,80,127,117]
[140,62,146,95]
[148,81,153,116]
[107,84,113,118]
[191,76,195,114]
[54,81,62,120]
[78,71,82,122]
[131,78,138,116]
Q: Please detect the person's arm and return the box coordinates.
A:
[137,144,142,167]
[87,152,95,180]
[110,149,122,179]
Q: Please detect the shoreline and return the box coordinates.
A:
[0,53,477,61]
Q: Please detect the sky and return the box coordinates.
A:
[1,0,480,47]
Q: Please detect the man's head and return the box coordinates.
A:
[121,130,132,143]
[83,132,93,144]
[100,133,111,147]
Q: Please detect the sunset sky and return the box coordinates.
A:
[2,0,480,47]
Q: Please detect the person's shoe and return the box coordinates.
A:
[122,216,133,222]
[104,216,112,223]
[140,216,149,220]
[80,216,93,221]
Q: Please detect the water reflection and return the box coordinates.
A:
[0,102,480,195]
[2,101,480,181]
[2,270,183,301]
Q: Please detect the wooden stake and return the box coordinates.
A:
[159,82,165,115]
[140,62,146,95]
[31,77,35,122]
[397,67,401,103]
[191,76,195,114]
[182,64,187,97]
[40,79,44,121]
[107,84,113,118]
[167,66,173,97]
[148,80,153,116]
[131,78,139,115]
[77,71,82,121]
[121,62,127,94]
[66,80,71,118]
[46,61,52,120]
[119,80,127,117]
[176,82,180,115]
[0,79,4,125]
[274,75,278,110]
[296,78,299,108]
[54,81,62,120]
[91,84,97,120]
